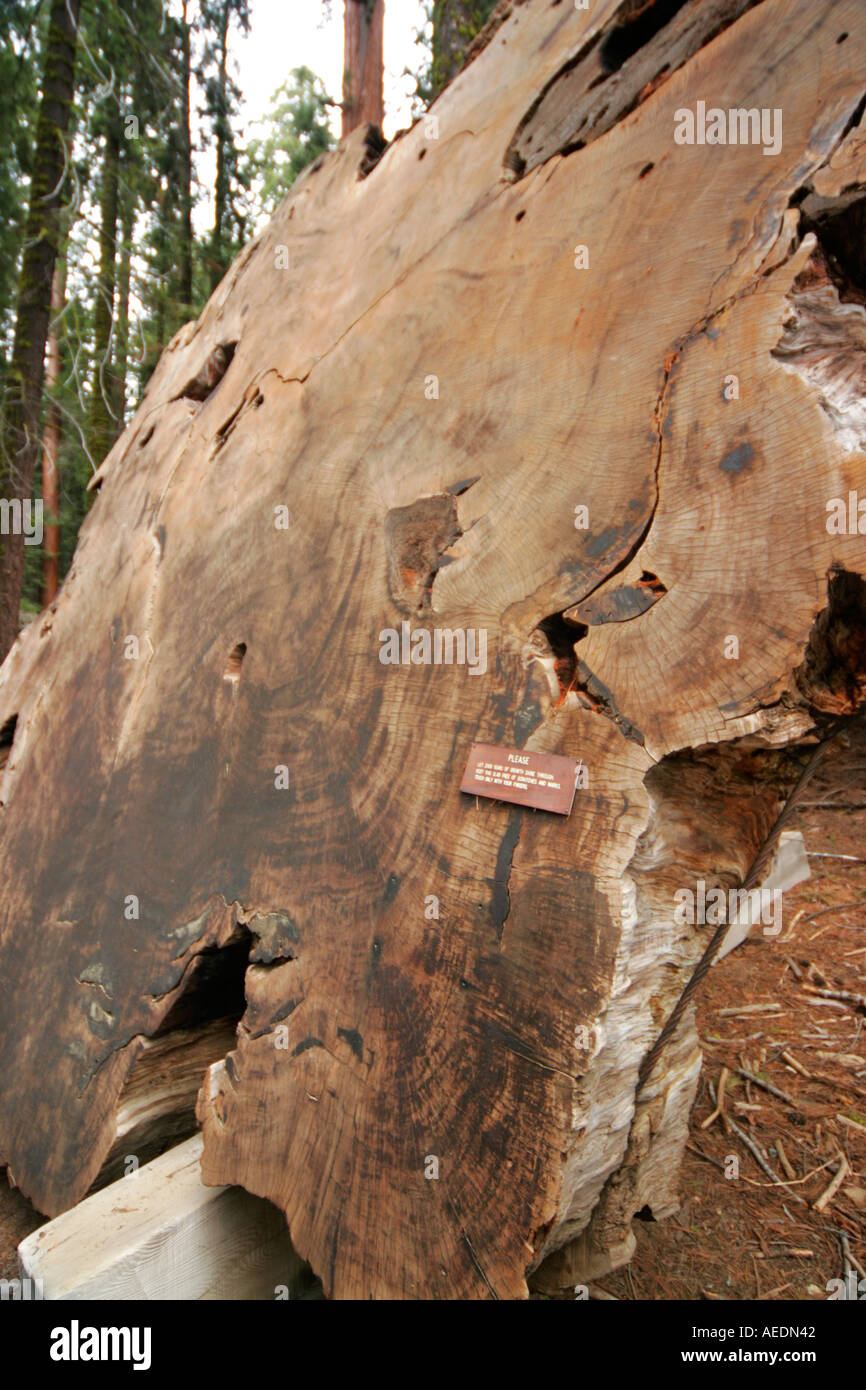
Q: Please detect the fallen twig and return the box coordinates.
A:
[802,901,866,924]
[776,1139,797,1182]
[735,1066,798,1107]
[701,1066,730,1130]
[842,1233,866,1280]
[814,1154,850,1213]
[782,1049,811,1078]
[727,1117,808,1205]
[803,983,866,1014]
[719,1003,782,1017]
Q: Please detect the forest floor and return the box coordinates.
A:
[599,722,866,1303]
[2,728,864,1299]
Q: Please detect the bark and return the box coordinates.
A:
[88,116,121,466]
[112,202,133,442]
[1,0,865,1299]
[342,0,384,136]
[40,255,66,607]
[0,0,82,662]
[179,1,194,317]
[208,1,231,294]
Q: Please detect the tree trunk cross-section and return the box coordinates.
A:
[1,0,866,1298]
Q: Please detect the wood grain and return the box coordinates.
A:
[0,0,865,1298]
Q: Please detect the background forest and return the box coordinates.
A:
[0,0,498,661]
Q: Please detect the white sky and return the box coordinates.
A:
[188,0,430,232]
[236,0,430,138]
[72,2,431,379]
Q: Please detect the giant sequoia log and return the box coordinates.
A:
[2,0,866,1299]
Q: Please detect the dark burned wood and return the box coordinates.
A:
[1,0,866,1299]
[567,573,666,626]
[385,495,461,613]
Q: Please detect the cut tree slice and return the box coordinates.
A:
[0,0,865,1299]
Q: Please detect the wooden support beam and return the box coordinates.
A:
[18,1135,320,1301]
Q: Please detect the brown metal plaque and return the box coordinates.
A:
[460,743,581,816]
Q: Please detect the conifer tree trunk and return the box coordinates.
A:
[40,255,66,608]
[342,0,384,136]
[208,1,231,294]
[431,0,497,95]
[112,202,133,443]
[180,0,194,317]
[0,0,82,662]
[88,115,121,466]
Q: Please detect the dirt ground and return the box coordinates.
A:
[2,725,864,1298]
[600,722,866,1302]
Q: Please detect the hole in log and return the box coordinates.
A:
[174,342,237,404]
[536,612,585,692]
[795,570,866,717]
[0,712,19,750]
[532,607,647,740]
[223,642,247,685]
[0,713,18,780]
[638,569,666,595]
[359,124,388,179]
[638,161,654,180]
[797,187,866,306]
[598,0,691,74]
[91,928,254,1193]
[772,216,866,454]
[156,931,252,1035]
[504,0,767,179]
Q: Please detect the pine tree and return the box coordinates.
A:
[342,0,384,136]
[0,2,41,368]
[413,0,498,106]
[0,0,83,660]
[199,0,250,294]
[244,68,335,221]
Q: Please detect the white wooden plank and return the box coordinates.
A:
[18,1134,314,1300]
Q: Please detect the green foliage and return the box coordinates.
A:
[244,68,336,220]
[4,0,334,621]
[0,2,41,362]
[198,0,251,289]
[412,0,498,107]
[11,0,187,612]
